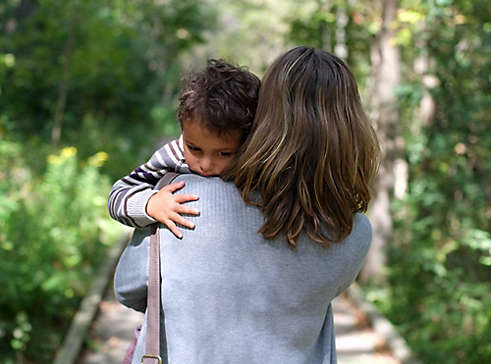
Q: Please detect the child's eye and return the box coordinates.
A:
[219,151,234,157]
[187,145,201,152]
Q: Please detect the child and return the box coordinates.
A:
[108,59,260,238]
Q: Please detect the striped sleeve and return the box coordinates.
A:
[108,138,190,228]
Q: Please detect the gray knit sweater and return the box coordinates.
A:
[114,175,372,364]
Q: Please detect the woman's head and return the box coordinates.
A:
[230,46,380,248]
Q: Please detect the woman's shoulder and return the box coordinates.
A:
[330,213,372,259]
[175,174,237,193]
[353,213,372,240]
[174,175,245,210]
[299,213,372,258]
[176,174,223,183]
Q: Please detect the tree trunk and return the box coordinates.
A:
[360,0,402,282]
[51,2,78,145]
[316,0,329,50]
[334,3,349,60]
[413,22,438,131]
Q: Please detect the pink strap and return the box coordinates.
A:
[143,228,161,363]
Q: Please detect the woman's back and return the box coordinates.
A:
[115,175,372,364]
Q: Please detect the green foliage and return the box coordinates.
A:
[0,141,122,363]
[365,0,491,362]
[286,1,336,50]
[199,0,295,75]
[377,205,491,363]
[285,0,375,92]
[1,0,217,179]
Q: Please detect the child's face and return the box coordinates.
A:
[181,120,242,177]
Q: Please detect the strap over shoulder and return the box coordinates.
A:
[145,228,161,363]
[144,172,179,363]
[154,172,180,190]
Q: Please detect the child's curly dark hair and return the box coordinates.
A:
[177,59,260,139]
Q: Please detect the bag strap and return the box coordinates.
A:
[155,172,180,190]
[143,172,180,364]
[142,229,161,364]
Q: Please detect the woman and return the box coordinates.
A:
[114,46,380,364]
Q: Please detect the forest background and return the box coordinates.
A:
[0,0,489,363]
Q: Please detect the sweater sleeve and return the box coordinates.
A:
[113,226,154,312]
[108,137,190,228]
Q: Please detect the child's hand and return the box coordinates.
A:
[146,181,199,238]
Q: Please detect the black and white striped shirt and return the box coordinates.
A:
[108,136,190,228]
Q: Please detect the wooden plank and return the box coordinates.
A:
[53,231,130,364]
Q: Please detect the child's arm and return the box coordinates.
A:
[108,138,199,233]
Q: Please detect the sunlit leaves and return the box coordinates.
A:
[0,142,123,362]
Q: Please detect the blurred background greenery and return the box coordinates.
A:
[0,0,489,363]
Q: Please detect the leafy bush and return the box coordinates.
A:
[0,142,122,363]
[367,208,491,363]
[366,67,490,364]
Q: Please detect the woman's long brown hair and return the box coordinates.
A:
[228,47,380,249]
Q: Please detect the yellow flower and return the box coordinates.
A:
[47,146,77,165]
[60,147,77,159]
[88,151,109,167]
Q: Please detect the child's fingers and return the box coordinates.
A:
[175,193,199,203]
[177,204,200,215]
[163,181,185,193]
[164,219,183,239]
[170,212,196,230]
